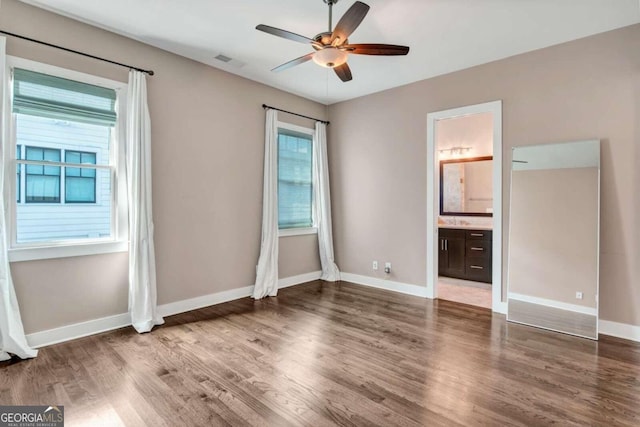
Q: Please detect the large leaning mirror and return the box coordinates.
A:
[507,140,600,340]
[440,156,493,216]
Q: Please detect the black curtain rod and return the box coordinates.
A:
[262,104,329,125]
[0,30,155,76]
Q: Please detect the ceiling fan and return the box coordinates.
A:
[256,0,410,82]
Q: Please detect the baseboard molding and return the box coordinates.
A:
[508,292,598,316]
[25,312,132,349]
[599,320,640,342]
[493,301,508,315]
[340,272,429,298]
[26,271,322,349]
[279,270,322,289]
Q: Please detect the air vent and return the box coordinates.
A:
[214,54,233,63]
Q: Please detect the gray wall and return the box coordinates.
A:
[1,0,322,334]
[328,24,640,326]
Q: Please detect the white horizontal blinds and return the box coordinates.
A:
[278,129,313,229]
[12,68,117,126]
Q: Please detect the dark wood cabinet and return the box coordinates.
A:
[439,229,466,278]
[439,228,492,283]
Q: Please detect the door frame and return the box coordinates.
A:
[426,101,506,313]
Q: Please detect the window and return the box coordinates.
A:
[65,150,97,203]
[16,145,21,203]
[4,57,128,261]
[25,146,61,203]
[277,124,315,235]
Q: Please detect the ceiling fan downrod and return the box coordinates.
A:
[324,0,339,32]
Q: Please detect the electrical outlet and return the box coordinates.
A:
[384,262,391,274]
[372,261,378,270]
[576,291,583,300]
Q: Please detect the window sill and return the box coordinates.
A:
[278,227,318,238]
[8,240,128,262]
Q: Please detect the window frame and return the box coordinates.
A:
[276,121,317,238]
[3,55,128,261]
[24,145,62,204]
[64,149,98,204]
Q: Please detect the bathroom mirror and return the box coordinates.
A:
[440,156,493,216]
[507,140,600,340]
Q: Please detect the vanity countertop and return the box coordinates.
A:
[438,224,493,231]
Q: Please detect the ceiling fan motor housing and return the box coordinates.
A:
[313,32,347,48]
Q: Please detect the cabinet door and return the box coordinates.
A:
[445,236,466,278]
[438,237,448,272]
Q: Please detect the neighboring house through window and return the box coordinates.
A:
[277,123,316,236]
[4,57,128,261]
[25,146,61,203]
[65,150,97,203]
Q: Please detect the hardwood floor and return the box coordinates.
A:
[2,280,640,426]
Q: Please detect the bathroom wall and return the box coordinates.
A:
[437,112,494,229]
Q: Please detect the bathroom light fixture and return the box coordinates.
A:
[439,146,472,156]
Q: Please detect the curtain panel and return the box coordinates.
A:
[126,70,164,333]
[253,109,279,299]
[0,36,38,360]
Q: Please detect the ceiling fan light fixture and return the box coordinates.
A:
[312,47,348,68]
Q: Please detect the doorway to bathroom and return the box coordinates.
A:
[426,101,505,313]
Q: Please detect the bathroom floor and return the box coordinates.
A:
[438,276,492,309]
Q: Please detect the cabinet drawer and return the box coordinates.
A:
[466,240,491,259]
[466,230,492,241]
[465,258,492,283]
[439,228,466,239]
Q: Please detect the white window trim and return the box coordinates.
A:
[3,55,129,262]
[276,121,318,238]
[278,227,318,237]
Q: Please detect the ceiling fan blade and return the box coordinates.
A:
[331,1,370,44]
[334,63,353,82]
[342,44,410,56]
[256,24,313,44]
[272,52,315,72]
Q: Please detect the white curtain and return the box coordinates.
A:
[314,122,340,281]
[253,109,279,299]
[126,70,164,333]
[0,36,37,360]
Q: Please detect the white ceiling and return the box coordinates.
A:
[19,0,640,104]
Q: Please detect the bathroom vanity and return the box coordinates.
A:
[438,227,492,283]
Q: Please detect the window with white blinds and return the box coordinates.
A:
[277,127,314,230]
[4,57,127,260]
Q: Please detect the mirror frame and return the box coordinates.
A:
[439,155,493,217]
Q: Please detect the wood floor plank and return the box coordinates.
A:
[2,280,640,426]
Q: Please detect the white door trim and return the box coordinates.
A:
[426,101,505,314]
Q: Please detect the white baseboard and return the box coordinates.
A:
[493,301,508,315]
[508,292,598,316]
[157,285,254,318]
[26,271,322,349]
[25,312,132,349]
[599,320,640,342]
[279,270,322,289]
[340,272,429,298]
